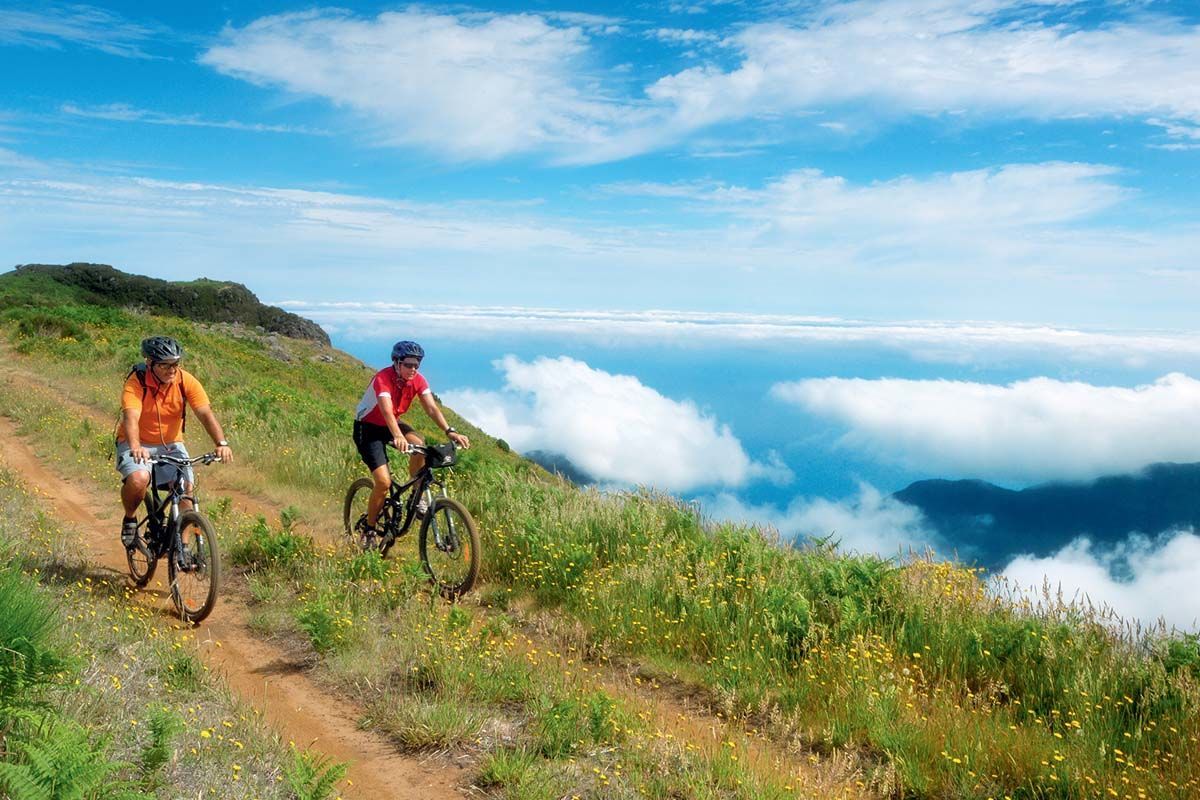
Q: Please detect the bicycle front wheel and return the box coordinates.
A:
[169,510,221,623]
[418,497,480,599]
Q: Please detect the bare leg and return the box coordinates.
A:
[122,471,150,517]
[406,431,425,478]
[367,463,391,527]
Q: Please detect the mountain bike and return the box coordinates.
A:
[126,452,222,623]
[343,441,480,598]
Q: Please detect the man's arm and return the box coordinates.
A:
[122,407,150,463]
[192,405,234,464]
[418,393,470,448]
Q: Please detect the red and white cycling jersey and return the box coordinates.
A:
[355,366,431,426]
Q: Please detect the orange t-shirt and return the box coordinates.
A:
[118,367,210,446]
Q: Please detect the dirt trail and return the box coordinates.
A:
[0,411,469,800]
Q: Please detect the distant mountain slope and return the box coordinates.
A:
[895,462,1200,567]
[1,263,329,344]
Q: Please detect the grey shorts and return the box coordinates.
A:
[115,442,194,486]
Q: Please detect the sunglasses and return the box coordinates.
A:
[396,360,421,369]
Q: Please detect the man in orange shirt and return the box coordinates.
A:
[115,336,234,548]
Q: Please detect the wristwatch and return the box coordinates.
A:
[444,427,456,435]
[217,440,229,447]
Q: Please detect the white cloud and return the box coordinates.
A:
[618,162,1129,237]
[0,5,163,58]
[201,9,626,161]
[999,531,1200,633]
[652,28,720,44]
[702,484,940,556]
[442,355,780,492]
[193,2,1200,162]
[773,373,1200,483]
[646,0,1200,146]
[60,103,328,136]
[0,173,593,255]
[0,148,44,170]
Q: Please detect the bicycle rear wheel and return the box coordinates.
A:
[343,477,380,550]
[169,510,220,623]
[418,497,480,599]
[127,494,160,587]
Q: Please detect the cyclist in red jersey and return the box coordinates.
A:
[352,340,470,532]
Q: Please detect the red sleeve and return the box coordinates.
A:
[371,369,393,397]
[414,373,430,394]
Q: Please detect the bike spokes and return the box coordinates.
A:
[419,498,479,598]
[171,512,220,623]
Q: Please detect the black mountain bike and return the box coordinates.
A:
[126,452,222,623]
[343,442,480,598]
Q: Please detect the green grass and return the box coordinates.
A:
[2,271,1199,799]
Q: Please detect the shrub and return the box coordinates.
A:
[229,516,315,574]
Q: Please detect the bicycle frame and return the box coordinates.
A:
[140,458,203,566]
[377,465,447,540]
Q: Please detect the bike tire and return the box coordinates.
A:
[418,497,480,599]
[168,510,221,624]
[343,477,376,547]
[127,493,160,587]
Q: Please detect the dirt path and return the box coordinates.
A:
[0,412,470,800]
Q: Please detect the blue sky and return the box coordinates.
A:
[4,1,1200,627]
[3,0,1200,325]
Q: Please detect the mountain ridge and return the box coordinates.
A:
[895,461,1200,567]
[3,262,329,344]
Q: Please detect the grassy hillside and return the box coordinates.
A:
[4,263,329,344]
[1,265,1198,799]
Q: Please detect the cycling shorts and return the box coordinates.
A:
[353,420,415,471]
[115,441,194,487]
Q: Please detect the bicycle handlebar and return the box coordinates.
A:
[386,441,455,455]
[148,452,222,466]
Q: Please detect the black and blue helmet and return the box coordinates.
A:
[391,340,424,362]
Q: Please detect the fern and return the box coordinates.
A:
[139,708,182,784]
[0,719,141,800]
[282,745,348,800]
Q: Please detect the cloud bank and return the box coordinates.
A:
[773,373,1200,484]
[1000,531,1200,633]
[703,484,940,557]
[442,355,785,492]
[281,301,1200,365]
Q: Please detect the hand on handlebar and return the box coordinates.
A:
[131,445,151,464]
[448,431,470,449]
[215,444,233,464]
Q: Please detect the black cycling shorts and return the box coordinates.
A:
[352,419,414,471]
